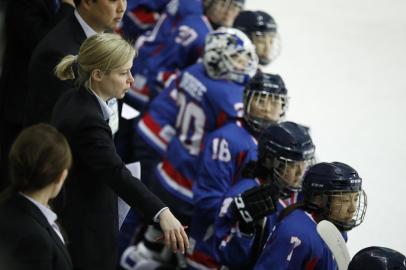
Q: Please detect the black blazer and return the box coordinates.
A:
[0,193,73,270]
[24,12,86,126]
[51,87,166,270]
[0,0,74,124]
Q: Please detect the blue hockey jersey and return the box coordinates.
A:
[253,209,340,270]
[187,178,302,270]
[119,0,170,40]
[189,121,257,243]
[136,76,179,156]
[127,0,212,109]
[154,62,245,204]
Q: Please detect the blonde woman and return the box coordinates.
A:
[51,33,188,270]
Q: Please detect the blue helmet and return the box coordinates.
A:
[258,121,315,193]
[303,162,367,231]
[243,72,288,133]
[349,246,406,270]
[233,10,280,65]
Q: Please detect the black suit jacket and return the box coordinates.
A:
[51,87,166,270]
[0,0,74,124]
[0,193,73,270]
[24,12,86,126]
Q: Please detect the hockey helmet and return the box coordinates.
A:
[303,162,367,231]
[243,72,288,133]
[258,121,315,193]
[349,246,406,270]
[203,27,258,84]
[233,10,280,65]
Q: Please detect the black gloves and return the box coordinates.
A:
[233,184,279,234]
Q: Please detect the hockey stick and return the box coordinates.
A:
[317,220,351,270]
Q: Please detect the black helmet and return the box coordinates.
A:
[233,10,277,35]
[243,72,288,133]
[258,121,315,193]
[303,162,367,231]
[349,246,406,270]
[233,10,280,65]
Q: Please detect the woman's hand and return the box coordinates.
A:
[158,208,189,254]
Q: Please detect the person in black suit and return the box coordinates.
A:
[0,0,74,191]
[0,123,73,270]
[24,0,128,127]
[51,33,189,270]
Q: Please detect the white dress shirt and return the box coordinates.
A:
[74,10,119,134]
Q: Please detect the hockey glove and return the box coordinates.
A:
[233,184,279,233]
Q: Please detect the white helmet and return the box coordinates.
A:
[203,27,258,85]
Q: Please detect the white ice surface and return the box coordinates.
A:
[247,0,406,256]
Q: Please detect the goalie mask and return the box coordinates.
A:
[302,162,367,231]
[204,0,245,28]
[243,72,288,134]
[203,27,258,85]
[258,121,315,195]
[233,10,281,65]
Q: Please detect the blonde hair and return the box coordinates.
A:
[55,33,136,86]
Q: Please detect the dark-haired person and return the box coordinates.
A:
[25,0,127,126]
[0,0,74,191]
[184,74,289,269]
[254,162,368,270]
[186,121,315,269]
[0,123,73,270]
[233,10,281,67]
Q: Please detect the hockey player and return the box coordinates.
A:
[122,0,213,195]
[151,27,257,223]
[204,0,244,28]
[127,0,243,189]
[120,27,257,269]
[254,161,367,270]
[186,121,316,269]
[136,27,257,157]
[127,0,245,110]
[123,0,245,190]
[185,72,288,267]
[233,10,281,66]
[348,246,406,270]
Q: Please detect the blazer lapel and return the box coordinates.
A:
[70,13,88,46]
[45,225,73,268]
[81,87,112,130]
